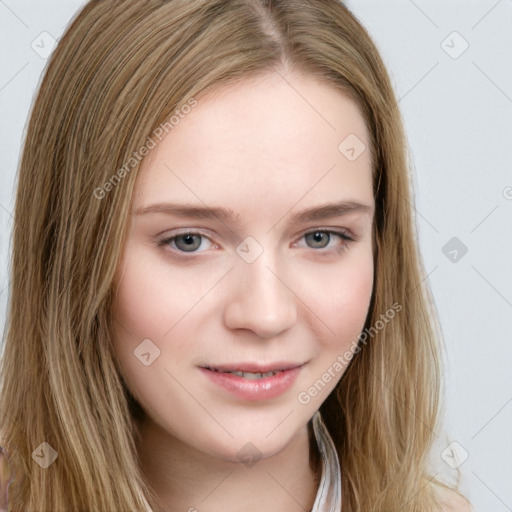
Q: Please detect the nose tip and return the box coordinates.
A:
[223,261,297,338]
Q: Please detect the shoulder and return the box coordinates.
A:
[432,482,472,512]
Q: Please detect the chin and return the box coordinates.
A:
[189,412,308,464]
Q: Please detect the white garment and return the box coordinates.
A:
[310,410,342,512]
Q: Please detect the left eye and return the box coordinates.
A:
[299,230,352,250]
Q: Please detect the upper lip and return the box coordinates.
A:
[201,362,304,373]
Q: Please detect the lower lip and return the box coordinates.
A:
[199,366,302,401]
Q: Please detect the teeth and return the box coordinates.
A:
[204,367,283,379]
[230,370,280,379]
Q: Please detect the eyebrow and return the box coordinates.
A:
[134,200,372,226]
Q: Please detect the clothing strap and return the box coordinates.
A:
[310,410,342,512]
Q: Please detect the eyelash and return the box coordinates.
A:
[156,228,355,258]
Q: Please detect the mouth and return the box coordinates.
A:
[199,362,304,401]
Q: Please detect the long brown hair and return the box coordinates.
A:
[0,1,466,510]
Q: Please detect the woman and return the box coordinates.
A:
[0,1,471,510]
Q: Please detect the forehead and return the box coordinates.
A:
[133,71,373,212]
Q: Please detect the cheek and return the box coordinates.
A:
[109,247,222,399]
[294,254,373,407]
[300,252,374,349]
[109,257,188,423]
[109,252,180,384]
[111,248,210,346]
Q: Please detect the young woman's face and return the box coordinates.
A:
[111,70,375,461]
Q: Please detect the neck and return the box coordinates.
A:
[136,415,321,512]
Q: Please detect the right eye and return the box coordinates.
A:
[157,231,216,254]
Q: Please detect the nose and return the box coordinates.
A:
[223,251,297,338]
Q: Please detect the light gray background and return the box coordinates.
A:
[0,1,511,510]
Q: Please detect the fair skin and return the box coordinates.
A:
[109,69,467,512]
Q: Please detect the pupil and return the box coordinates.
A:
[308,231,329,248]
[176,234,200,251]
